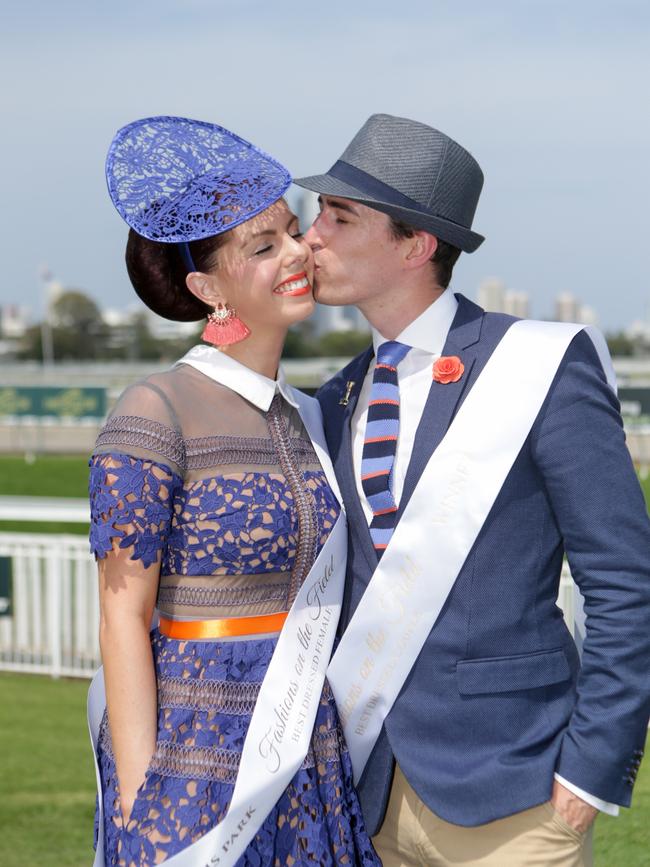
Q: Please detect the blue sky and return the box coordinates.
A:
[1,0,649,328]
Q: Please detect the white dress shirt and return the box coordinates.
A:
[350,288,618,816]
[351,288,459,522]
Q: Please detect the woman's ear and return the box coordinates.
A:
[404,231,438,268]
[185,271,224,307]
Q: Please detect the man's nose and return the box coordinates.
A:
[303,221,322,251]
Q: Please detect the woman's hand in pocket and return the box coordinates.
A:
[118,753,153,826]
[120,791,136,826]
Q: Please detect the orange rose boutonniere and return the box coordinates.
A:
[432,355,464,384]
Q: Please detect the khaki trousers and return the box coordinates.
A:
[372,765,594,867]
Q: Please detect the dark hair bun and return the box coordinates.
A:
[125,230,213,322]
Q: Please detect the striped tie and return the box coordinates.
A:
[361,340,411,556]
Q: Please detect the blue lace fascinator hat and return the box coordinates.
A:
[106,116,292,320]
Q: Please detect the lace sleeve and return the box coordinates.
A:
[88,452,182,567]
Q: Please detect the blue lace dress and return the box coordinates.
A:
[89,358,379,866]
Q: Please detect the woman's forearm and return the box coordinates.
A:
[100,613,157,821]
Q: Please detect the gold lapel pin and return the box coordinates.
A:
[339,380,356,406]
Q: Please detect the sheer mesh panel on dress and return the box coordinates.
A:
[89,364,339,617]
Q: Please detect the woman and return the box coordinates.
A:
[89,116,379,866]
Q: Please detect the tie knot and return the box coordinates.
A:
[376,340,410,369]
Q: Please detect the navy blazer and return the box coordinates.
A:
[317,294,650,832]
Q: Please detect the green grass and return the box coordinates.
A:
[0,455,89,534]
[0,521,88,535]
[0,672,647,866]
[0,673,96,867]
[0,455,90,498]
[596,779,650,866]
[0,456,647,537]
[0,455,647,502]
[639,473,650,506]
[1,456,646,536]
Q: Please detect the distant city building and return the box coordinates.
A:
[553,293,598,326]
[478,282,599,325]
[626,319,650,343]
[477,278,506,313]
[41,278,65,316]
[311,305,354,337]
[0,304,30,338]
[477,279,530,319]
[503,290,529,319]
[102,307,135,329]
[103,306,200,340]
[577,304,598,326]
[554,292,581,323]
[146,310,199,340]
[309,299,371,337]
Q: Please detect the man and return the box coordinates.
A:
[295,114,650,866]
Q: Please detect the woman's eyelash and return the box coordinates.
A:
[253,228,302,254]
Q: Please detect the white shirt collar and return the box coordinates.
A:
[174,344,299,411]
[371,287,458,357]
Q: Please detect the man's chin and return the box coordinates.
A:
[313,279,336,306]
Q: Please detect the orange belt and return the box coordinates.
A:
[158,612,288,640]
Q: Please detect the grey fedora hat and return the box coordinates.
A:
[295,113,485,253]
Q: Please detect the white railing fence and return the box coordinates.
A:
[0,532,99,678]
[0,529,577,680]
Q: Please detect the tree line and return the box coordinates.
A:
[6,289,643,362]
[9,290,372,362]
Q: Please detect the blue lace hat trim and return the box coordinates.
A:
[105,116,292,243]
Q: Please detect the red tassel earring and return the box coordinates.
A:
[201,303,251,346]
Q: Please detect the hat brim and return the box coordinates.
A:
[295,173,484,253]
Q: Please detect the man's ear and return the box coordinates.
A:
[186,271,224,307]
[404,231,438,268]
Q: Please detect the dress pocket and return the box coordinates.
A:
[120,749,157,830]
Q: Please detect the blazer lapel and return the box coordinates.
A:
[290,387,344,507]
[398,295,484,520]
[330,347,380,573]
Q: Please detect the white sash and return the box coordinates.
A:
[327,320,616,782]
[89,389,348,867]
